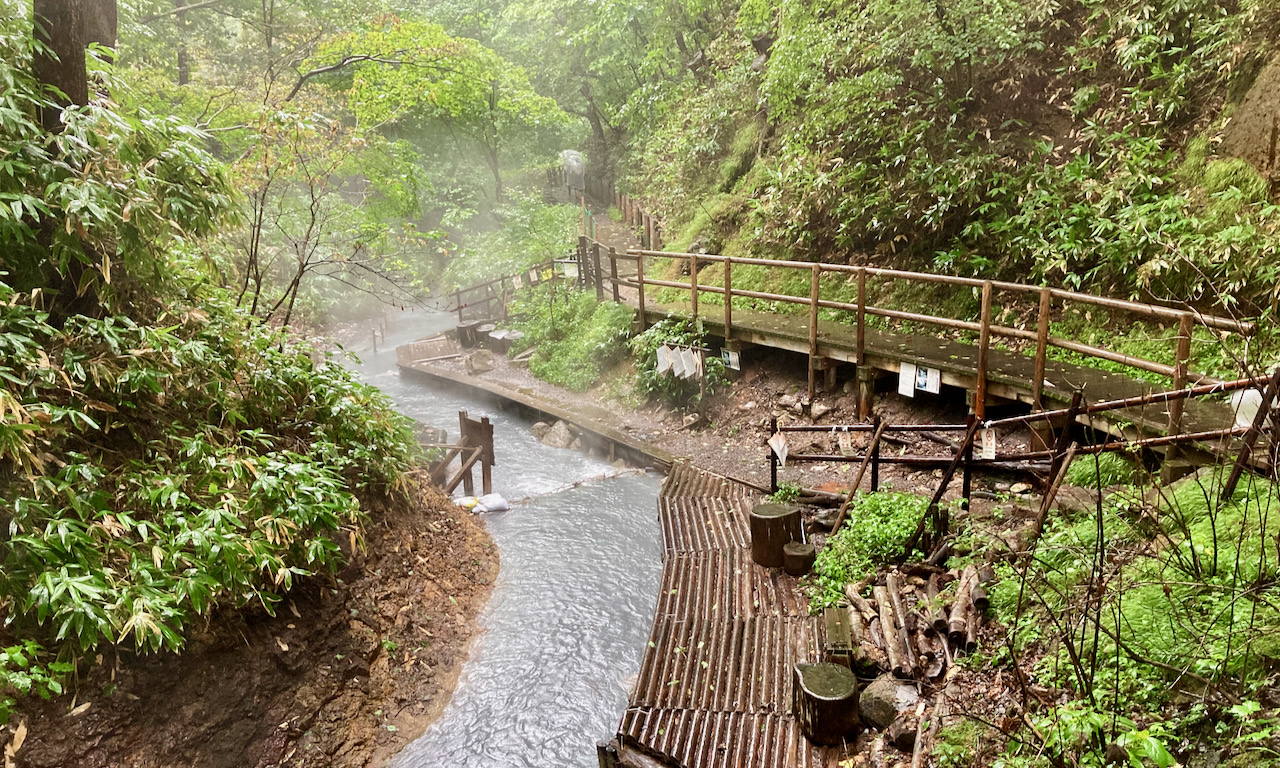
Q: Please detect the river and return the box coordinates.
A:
[350,311,662,768]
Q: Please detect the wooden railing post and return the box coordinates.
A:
[1162,311,1194,481]
[592,241,604,301]
[609,246,620,303]
[643,213,652,250]
[723,257,733,340]
[577,235,588,290]
[636,253,647,331]
[808,263,821,401]
[690,251,699,320]
[975,280,993,420]
[480,415,493,495]
[1030,287,1053,451]
[856,268,867,367]
[454,288,463,324]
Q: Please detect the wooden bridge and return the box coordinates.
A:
[566,237,1257,467]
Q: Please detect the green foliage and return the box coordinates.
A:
[443,195,578,288]
[0,278,417,660]
[628,317,728,409]
[1065,452,1140,489]
[998,701,1176,768]
[505,283,634,391]
[0,641,73,725]
[935,719,980,768]
[617,0,1280,313]
[0,13,233,311]
[769,481,802,503]
[808,491,926,610]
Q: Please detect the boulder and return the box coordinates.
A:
[778,394,799,410]
[530,422,552,440]
[541,420,576,449]
[465,349,494,374]
[859,673,920,730]
[810,403,833,420]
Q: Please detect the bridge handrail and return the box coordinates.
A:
[606,244,1254,422]
[626,249,1252,334]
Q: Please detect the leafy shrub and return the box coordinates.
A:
[629,317,728,409]
[0,279,418,661]
[0,642,73,725]
[506,283,634,391]
[809,491,927,610]
[770,481,802,503]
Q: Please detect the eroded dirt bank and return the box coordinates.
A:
[10,477,497,768]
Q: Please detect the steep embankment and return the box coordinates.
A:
[616,0,1280,314]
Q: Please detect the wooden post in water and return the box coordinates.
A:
[690,251,699,320]
[609,246,620,303]
[723,257,733,340]
[1162,312,1195,482]
[808,263,821,402]
[974,280,993,420]
[480,415,494,495]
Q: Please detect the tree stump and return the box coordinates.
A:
[750,502,802,567]
[792,662,861,746]
[783,541,817,576]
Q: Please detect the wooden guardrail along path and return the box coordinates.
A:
[603,462,839,768]
[561,217,1257,461]
[439,176,1258,464]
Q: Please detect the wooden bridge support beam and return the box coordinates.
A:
[856,366,876,420]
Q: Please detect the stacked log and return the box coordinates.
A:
[836,561,997,683]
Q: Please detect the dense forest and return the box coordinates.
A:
[5,0,1280,764]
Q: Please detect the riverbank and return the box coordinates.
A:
[11,478,497,768]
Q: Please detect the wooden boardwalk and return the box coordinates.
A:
[640,299,1240,450]
[606,462,841,768]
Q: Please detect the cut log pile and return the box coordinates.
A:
[839,562,996,682]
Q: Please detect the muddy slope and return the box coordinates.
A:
[10,478,497,768]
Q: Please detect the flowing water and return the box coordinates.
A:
[350,312,663,768]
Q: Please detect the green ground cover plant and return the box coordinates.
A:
[629,317,729,409]
[809,491,927,610]
[505,283,635,391]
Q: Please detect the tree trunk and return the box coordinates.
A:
[176,0,190,85]
[83,0,117,51]
[33,0,88,131]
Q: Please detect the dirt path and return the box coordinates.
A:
[12,479,497,768]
